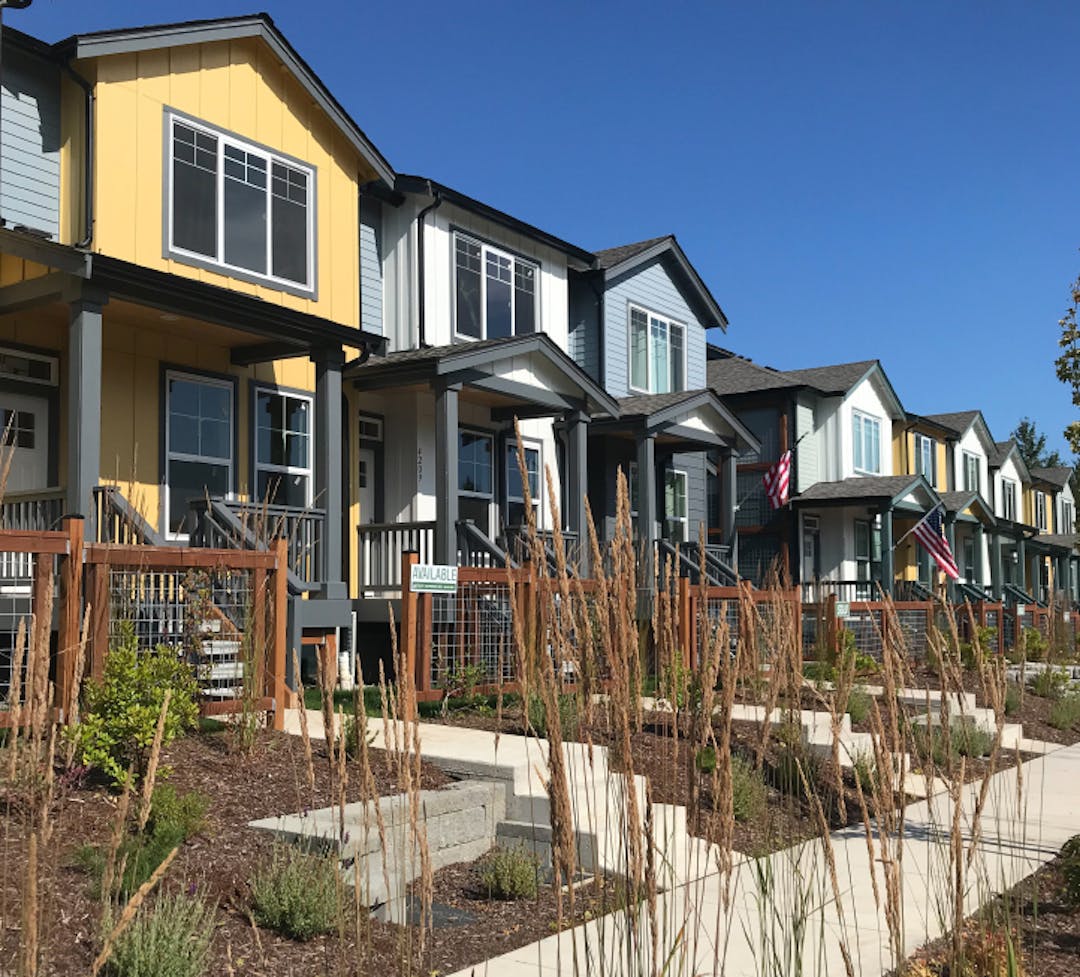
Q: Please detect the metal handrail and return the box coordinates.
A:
[457,519,516,569]
[93,486,168,546]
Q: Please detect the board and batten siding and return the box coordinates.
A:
[0,45,60,239]
[359,195,383,334]
[568,274,601,382]
[602,257,707,397]
[795,398,819,493]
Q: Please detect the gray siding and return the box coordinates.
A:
[568,273,601,381]
[359,195,383,334]
[670,451,707,539]
[0,46,59,239]
[602,257,707,397]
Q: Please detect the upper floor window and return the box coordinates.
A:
[167,112,315,296]
[852,411,881,474]
[454,233,537,341]
[915,433,936,482]
[629,305,685,394]
[1036,490,1047,530]
[963,451,980,494]
[1002,478,1016,521]
[1062,499,1074,533]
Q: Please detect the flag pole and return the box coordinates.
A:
[891,500,943,552]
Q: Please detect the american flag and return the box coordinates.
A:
[762,450,792,510]
[913,504,959,580]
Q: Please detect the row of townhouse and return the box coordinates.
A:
[706,349,1078,607]
[0,14,1072,682]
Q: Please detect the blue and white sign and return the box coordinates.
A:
[410,563,459,593]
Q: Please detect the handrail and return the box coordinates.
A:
[505,526,581,575]
[1003,582,1039,607]
[0,487,66,532]
[357,520,436,593]
[93,486,168,546]
[953,580,990,604]
[457,519,516,569]
[681,540,738,586]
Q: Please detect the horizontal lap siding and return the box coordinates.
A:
[670,451,706,538]
[0,48,60,238]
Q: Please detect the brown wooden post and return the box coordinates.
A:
[825,593,838,659]
[778,411,791,580]
[270,537,288,731]
[401,550,420,719]
[677,576,693,669]
[252,563,267,713]
[57,516,84,720]
[87,558,109,683]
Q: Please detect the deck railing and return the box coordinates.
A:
[93,486,167,546]
[0,488,66,532]
[357,521,436,595]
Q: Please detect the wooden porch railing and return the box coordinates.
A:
[357,521,436,594]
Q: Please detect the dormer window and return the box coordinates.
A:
[628,305,685,394]
[166,110,316,296]
[852,410,881,474]
[454,233,537,341]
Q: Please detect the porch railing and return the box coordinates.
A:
[0,488,66,532]
[800,579,883,603]
[678,540,737,586]
[358,521,436,595]
[457,519,515,569]
[188,498,322,594]
[93,486,168,546]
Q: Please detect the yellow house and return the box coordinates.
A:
[0,15,394,654]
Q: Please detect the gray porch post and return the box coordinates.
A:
[435,382,460,566]
[565,410,590,575]
[973,523,985,588]
[944,512,957,600]
[991,532,1003,599]
[67,293,106,535]
[636,431,656,584]
[312,345,346,599]
[720,447,738,570]
[880,508,894,598]
[1016,535,1026,593]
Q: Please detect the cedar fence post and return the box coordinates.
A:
[825,593,838,658]
[252,562,267,713]
[87,558,109,683]
[270,537,288,731]
[57,516,84,720]
[677,576,693,670]
[401,550,419,720]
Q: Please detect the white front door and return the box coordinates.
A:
[358,448,376,525]
[1,391,48,492]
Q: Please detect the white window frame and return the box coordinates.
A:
[627,303,687,395]
[164,369,234,540]
[852,410,881,475]
[165,109,317,296]
[915,433,936,483]
[504,436,543,526]
[0,345,58,386]
[1062,498,1074,533]
[452,232,539,341]
[664,468,688,543]
[963,451,981,494]
[253,387,314,509]
[1002,477,1016,521]
[1036,490,1047,530]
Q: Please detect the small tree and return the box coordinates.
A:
[1055,272,1080,455]
[1011,417,1062,470]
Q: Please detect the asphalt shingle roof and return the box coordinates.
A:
[594,235,672,270]
[1031,466,1074,489]
[781,360,877,394]
[615,390,705,417]
[989,440,1015,468]
[706,356,802,396]
[923,411,980,436]
[796,475,923,503]
[1035,533,1079,550]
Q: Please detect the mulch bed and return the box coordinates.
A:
[0,726,607,977]
[898,847,1080,977]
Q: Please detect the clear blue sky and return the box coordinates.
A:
[14,1,1080,457]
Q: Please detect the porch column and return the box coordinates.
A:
[564,410,590,575]
[991,532,1003,599]
[720,447,738,569]
[636,431,657,583]
[1016,535,1026,593]
[880,508,894,598]
[973,523,985,588]
[312,345,346,599]
[435,382,460,566]
[67,292,106,535]
[944,512,957,601]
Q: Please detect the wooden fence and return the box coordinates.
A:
[0,519,288,730]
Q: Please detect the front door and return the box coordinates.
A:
[358,448,376,525]
[0,391,49,492]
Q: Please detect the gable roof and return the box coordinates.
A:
[57,14,395,186]
[1031,466,1074,490]
[593,234,728,331]
[782,360,878,394]
[989,440,1015,467]
[939,490,996,525]
[795,474,939,511]
[923,410,981,436]
[706,354,802,396]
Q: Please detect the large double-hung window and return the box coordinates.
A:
[254,389,312,508]
[629,305,685,394]
[167,111,316,295]
[1002,478,1017,521]
[963,452,981,494]
[165,372,234,536]
[454,233,537,340]
[852,411,881,474]
[915,433,936,483]
[1036,490,1047,530]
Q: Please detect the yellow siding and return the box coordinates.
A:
[935,442,947,492]
[892,428,905,474]
[83,37,374,328]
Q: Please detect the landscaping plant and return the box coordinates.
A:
[1048,693,1080,731]
[479,845,540,900]
[250,844,341,941]
[107,893,216,977]
[1061,835,1080,905]
[1027,666,1069,700]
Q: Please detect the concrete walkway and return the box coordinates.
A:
[281,709,1080,977]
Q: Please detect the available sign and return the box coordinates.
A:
[410,563,458,593]
[835,601,850,619]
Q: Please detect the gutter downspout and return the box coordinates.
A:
[61,59,94,248]
[414,181,442,349]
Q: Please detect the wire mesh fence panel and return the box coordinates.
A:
[894,608,930,659]
[0,552,53,705]
[429,580,517,690]
[1003,610,1017,650]
[540,585,607,684]
[802,603,823,655]
[107,566,257,700]
[700,596,739,661]
[842,608,885,660]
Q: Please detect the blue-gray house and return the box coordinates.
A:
[568,236,756,581]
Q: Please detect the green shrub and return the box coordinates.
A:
[1061,835,1080,905]
[1028,667,1070,701]
[845,687,872,725]
[852,652,879,677]
[770,747,824,800]
[250,845,340,941]
[479,845,539,900]
[108,893,216,977]
[441,662,487,711]
[954,722,994,758]
[341,711,373,759]
[1004,683,1022,717]
[660,652,699,710]
[72,624,200,787]
[851,751,876,793]
[526,692,579,740]
[803,660,834,685]
[149,784,209,841]
[731,755,767,822]
[1049,695,1080,731]
[1024,627,1049,662]
[911,720,993,765]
